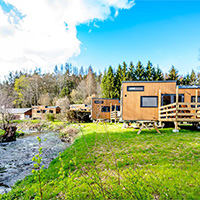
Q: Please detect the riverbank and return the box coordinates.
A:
[0,130,70,195]
[0,119,76,141]
[0,123,199,199]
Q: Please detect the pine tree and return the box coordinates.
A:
[127,62,135,81]
[122,62,128,81]
[190,69,196,85]
[154,66,164,81]
[114,64,123,99]
[134,61,145,80]
[101,69,108,98]
[167,66,179,80]
[106,66,115,98]
[145,61,153,81]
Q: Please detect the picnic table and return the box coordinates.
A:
[133,121,161,134]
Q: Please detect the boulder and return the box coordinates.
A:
[0,126,17,143]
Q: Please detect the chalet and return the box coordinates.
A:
[0,108,32,120]
[70,104,91,112]
[32,106,61,119]
[121,81,200,130]
[91,98,120,121]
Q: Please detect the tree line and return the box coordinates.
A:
[0,61,199,110]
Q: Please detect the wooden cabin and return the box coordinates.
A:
[32,106,61,119]
[70,104,91,112]
[91,98,120,121]
[121,81,200,128]
[0,108,32,120]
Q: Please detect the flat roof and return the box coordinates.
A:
[122,81,177,83]
[179,85,200,89]
[92,98,120,100]
[6,108,32,114]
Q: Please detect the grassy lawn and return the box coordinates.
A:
[1,123,200,199]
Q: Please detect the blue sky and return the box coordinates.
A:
[73,0,200,76]
[0,0,200,77]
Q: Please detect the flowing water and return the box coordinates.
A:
[0,131,70,194]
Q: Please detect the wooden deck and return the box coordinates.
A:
[159,102,200,122]
[157,86,200,131]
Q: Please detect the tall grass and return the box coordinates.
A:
[0,122,200,199]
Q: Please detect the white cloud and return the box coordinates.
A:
[0,0,134,77]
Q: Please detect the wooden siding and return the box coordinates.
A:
[121,81,177,121]
[91,98,120,120]
[32,106,61,119]
[70,104,90,112]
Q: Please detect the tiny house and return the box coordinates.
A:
[0,108,32,120]
[32,106,61,119]
[91,98,120,120]
[70,104,91,112]
[121,81,200,124]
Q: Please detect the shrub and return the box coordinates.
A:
[45,114,55,122]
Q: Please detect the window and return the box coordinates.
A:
[94,100,104,104]
[49,110,54,113]
[42,110,47,113]
[127,86,144,92]
[101,106,110,112]
[37,110,41,113]
[141,96,158,107]
[112,105,120,111]
[191,96,200,108]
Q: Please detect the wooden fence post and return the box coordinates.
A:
[158,90,161,121]
[196,89,198,118]
[174,86,179,131]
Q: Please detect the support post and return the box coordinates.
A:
[110,103,112,122]
[158,90,161,121]
[115,104,117,124]
[195,89,198,118]
[174,86,179,132]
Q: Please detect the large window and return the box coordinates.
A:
[94,100,104,104]
[101,106,110,112]
[112,105,120,111]
[191,96,200,108]
[141,96,158,108]
[127,86,144,92]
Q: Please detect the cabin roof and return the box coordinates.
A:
[92,98,120,100]
[122,81,177,83]
[6,108,32,114]
[178,85,200,89]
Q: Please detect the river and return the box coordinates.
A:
[0,131,70,194]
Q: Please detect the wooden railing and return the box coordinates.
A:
[110,111,120,119]
[159,102,200,121]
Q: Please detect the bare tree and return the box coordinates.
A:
[56,96,70,113]
[0,89,14,130]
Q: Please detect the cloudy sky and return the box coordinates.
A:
[0,0,200,78]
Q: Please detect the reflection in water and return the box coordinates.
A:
[0,131,70,194]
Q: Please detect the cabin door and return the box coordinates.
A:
[162,94,184,106]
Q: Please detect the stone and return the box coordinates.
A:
[0,126,17,143]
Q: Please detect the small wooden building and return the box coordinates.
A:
[32,106,61,119]
[70,104,91,112]
[0,108,32,120]
[121,81,200,128]
[91,98,120,120]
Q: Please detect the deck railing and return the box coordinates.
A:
[110,111,120,120]
[159,102,200,122]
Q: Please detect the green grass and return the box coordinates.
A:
[1,123,200,199]
[0,129,5,136]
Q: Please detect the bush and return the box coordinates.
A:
[66,110,91,123]
[45,114,55,122]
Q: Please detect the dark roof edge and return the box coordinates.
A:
[122,81,177,83]
[92,98,120,100]
[179,85,200,89]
